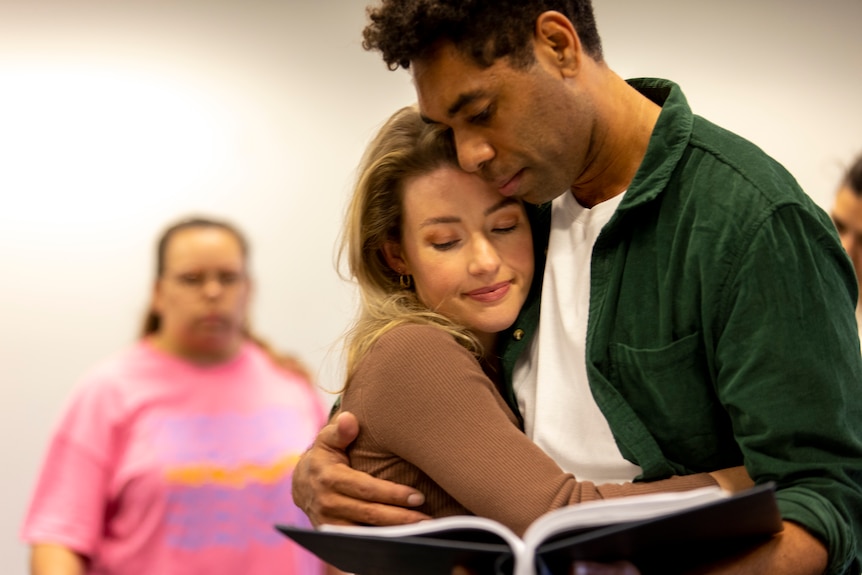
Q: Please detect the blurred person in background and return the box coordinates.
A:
[831,152,862,346]
[21,216,335,575]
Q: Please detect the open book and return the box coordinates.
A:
[276,483,781,575]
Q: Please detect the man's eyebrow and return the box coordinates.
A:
[419,91,487,124]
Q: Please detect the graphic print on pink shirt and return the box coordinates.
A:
[143,406,312,550]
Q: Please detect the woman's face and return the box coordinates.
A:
[386,165,534,347]
[152,227,251,364]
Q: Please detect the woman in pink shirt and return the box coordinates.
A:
[22,217,333,575]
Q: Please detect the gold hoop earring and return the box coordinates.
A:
[399,274,412,289]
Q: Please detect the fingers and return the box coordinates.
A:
[708,465,754,493]
[305,472,431,527]
[324,462,425,507]
[292,414,354,526]
[318,411,360,453]
[315,493,431,527]
[313,462,428,525]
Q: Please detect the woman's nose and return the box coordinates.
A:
[468,238,502,275]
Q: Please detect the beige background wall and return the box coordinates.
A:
[2,0,860,568]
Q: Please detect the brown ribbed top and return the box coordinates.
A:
[342,324,715,536]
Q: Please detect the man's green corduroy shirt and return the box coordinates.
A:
[499,78,862,574]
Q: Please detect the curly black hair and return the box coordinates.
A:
[362,0,603,70]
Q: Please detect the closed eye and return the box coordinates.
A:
[493,224,518,234]
[178,273,204,286]
[218,272,241,286]
[469,105,493,125]
[432,240,460,251]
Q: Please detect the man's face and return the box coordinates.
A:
[153,227,251,363]
[832,185,862,295]
[412,41,588,206]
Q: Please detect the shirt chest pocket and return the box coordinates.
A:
[607,332,738,470]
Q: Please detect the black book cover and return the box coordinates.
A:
[276,483,781,575]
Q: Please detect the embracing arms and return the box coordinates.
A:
[294,325,752,536]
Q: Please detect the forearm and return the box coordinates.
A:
[30,544,87,575]
[689,521,827,575]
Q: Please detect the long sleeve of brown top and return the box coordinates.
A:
[341,323,716,537]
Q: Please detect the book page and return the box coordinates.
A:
[319,514,525,554]
[522,485,727,550]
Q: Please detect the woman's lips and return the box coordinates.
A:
[466,281,511,303]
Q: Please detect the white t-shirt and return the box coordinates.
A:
[514,189,642,484]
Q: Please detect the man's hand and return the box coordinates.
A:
[567,521,826,575]
[292,411,430,527]
[687,521,827,575]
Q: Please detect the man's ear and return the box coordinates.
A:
[382,241,409,274]
[534,11,582,77]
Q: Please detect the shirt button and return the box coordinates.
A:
[513,329,525,341]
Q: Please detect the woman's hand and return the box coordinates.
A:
[707,466,754,493]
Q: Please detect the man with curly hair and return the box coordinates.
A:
[293,2,862,574]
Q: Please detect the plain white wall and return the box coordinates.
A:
[1,0,860,569]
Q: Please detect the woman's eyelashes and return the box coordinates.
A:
[427,218,522,251]
[492,221,520,235]
[430,237,460,251]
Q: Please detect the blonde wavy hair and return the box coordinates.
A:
[338,106,482,386]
